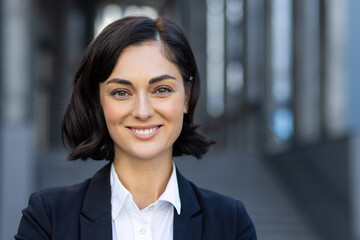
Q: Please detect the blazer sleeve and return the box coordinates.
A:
[15,191,52,240]
[236,200,257,240]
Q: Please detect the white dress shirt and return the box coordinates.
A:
[110,163,181,240]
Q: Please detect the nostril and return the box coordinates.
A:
[132,98,154,120]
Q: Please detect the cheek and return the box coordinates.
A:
[102,102,129,125]
[157,98,185,128]
[102,104,116,123]
[158,95,185,114]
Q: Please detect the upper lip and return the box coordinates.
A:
[126,124,162,130]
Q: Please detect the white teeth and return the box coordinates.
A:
[132,127,158,135]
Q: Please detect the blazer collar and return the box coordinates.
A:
[173,168,203,240]
[80,163,112,240]
[78,163,204,240]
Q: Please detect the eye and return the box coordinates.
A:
[154,86,173,96]
[111,89,131,99]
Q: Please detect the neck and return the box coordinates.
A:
[113,154,173,210]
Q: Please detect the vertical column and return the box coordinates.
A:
[243,0,266,153]
[244,0,265,106]
[206,0,225,118]
[265,0,293,152]
[346,0,360,132]
[322,0,346,137]
[0,0,34,239]
[293,0,321,143]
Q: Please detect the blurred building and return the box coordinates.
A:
[0,0,359,239]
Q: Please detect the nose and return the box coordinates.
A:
[132,92,154,120]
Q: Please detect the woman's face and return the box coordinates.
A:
[99,41,188,161]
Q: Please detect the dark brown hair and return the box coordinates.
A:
[61,16,215,161]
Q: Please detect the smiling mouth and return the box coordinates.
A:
[128,126,161,135]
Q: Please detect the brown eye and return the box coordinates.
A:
[111,89,131,99]
[155,87,172,96]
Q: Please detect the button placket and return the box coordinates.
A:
[135,226,152,240]
[139,227,146,235]
[133,217,152,240]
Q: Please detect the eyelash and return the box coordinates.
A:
[111,89,131,98]
[154,86,173,95]
[110,86,173,99]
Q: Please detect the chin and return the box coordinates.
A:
[128,147,171,161]
[133,152,167,161]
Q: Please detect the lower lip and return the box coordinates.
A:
[127,126,161,140]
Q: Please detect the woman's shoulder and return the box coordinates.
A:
[24,178,92,221]
[33,163,111,206]
[186,182,256,239]
[15,178,93,240]
[190,181,242,209]
[33,178,92,204]
[187,181,257,239]
[177,170,251,219]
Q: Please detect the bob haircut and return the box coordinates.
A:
[61,16,215,161]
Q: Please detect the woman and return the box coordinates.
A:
[15,16,257,240]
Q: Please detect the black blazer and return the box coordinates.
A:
[15,163,257,240]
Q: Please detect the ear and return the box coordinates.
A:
[184,101,189,114]
[184,77,193,114]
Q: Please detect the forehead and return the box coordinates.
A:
[109,41,181,80]
[121,42,164,61]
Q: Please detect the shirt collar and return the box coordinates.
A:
[158,162,181,215]
[110,163,131,220]
[110,162,181,220]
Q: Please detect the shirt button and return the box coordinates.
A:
[139,228,146,235]
[148,205,155,211]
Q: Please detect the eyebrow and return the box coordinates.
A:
[106,74,177,86]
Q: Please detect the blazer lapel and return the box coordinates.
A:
[80,163,112,240]
[173,169,203,240]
